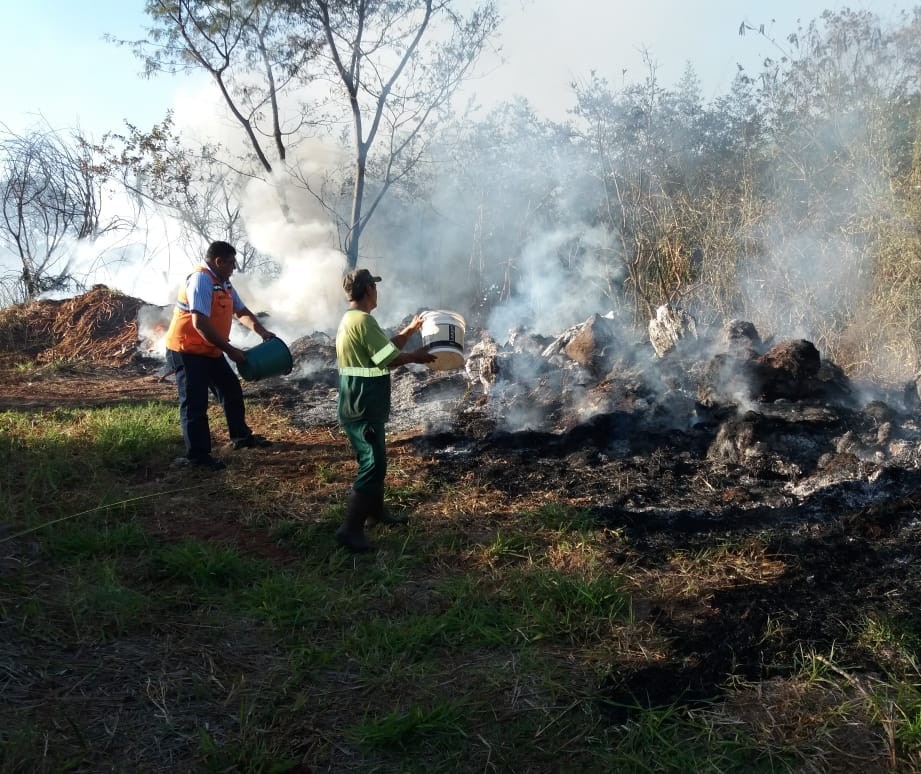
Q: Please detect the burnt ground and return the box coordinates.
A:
[411,414,921,723]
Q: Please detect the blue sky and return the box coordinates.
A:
[2,0,909,137]
[1,0,191,136]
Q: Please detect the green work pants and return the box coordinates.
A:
[342,420,387,496]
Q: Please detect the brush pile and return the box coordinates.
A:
[0,286,144,366]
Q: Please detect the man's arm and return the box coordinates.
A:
[235,306,276,341]
[390,314,424,350]
[388,348,436,367]
[190,312,247,365]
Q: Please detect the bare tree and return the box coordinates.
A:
[300,0,500,268]
[0,124,128,302]
[109,0,328,274]
[93,113,274,275]
[124,0,321,176]
[123,0,499,270]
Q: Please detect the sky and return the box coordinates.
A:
[2,0,908,137]
[1,1,185,137]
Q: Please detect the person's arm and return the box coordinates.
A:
[235,306,276,341]
[387,314,435,367]
[390,314,424,350]
[389,348,436,367]
[191,312,247,365]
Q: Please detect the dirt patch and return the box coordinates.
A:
[134,422,356,564]
[0,362,175,410]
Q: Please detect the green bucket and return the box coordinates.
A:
[238,337,293,381]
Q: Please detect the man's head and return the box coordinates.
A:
[206,240,238,281]
[343,268,382,303]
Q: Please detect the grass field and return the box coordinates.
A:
[3,395,921,772]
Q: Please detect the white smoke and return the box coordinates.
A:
[233,165,348,345]
[485,223,624,340]
[737,114,889,352]
[136,302,172,358]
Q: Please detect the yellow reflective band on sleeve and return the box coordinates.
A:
[339,366,390,377]
[371,341,399,366]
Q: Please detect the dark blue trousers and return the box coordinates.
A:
[167,349,251,459]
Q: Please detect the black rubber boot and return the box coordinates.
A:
[366,491,408,527]
[335,490,375,553]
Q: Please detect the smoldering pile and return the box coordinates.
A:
[279,304,889,440]
[270,303,921,526]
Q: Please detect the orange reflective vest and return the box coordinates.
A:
[164,266,235,357]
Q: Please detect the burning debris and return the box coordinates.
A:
[698,338,855,409]
[272,307,921,510]
[648,303,698,358]
[3,286,919,515]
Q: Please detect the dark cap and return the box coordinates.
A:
[343,268,382,300]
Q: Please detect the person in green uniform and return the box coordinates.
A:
[335,268,436,552]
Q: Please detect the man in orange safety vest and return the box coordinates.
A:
[164,240,275,470]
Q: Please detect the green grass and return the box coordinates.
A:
[891,687,921,749]
[196,727,300,774]
[66,561,152,637]
[3,401,921,771]
[0,402,179,523]
[271,515,342,555]
[384,482,429,512]
[856,613,921,672]
[84,403,177,470]
[352,700,469,751]
[41,518,153,559]
[508,565,631,641]
[0,723,47,771]
[241,570,333,630]
[14,558,154,643]
[156,540,266,590]
[314,462,338,484]
[481,530,537,562]
[345,596,523,666]
[524,502,598,532]
[603,704,790,772]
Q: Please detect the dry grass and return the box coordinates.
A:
[717,669,893,772]
[632,538,789,602]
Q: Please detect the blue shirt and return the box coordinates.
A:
[185,264,245,316]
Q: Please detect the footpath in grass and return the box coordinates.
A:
[2,398,920,771]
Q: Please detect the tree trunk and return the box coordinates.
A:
[346,149,367,270]
[21,261,37,300]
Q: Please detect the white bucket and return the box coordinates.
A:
[420,310,466,371]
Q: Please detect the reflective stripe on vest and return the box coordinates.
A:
[339,366,391,377]
[164,266,234,357]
